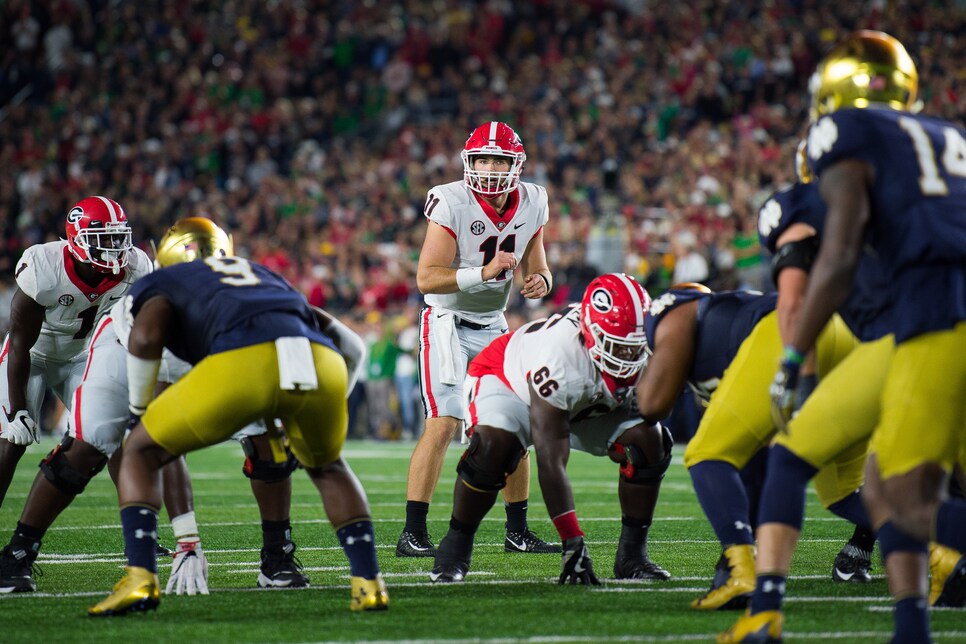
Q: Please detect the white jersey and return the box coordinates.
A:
[465,304,642,455]
[423,180,549,324]
[472,304,632,418]
[14,240,152,362]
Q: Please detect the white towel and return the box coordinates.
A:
[433,310,465,386]
[276,337,318,391]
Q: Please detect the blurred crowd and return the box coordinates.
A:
[3,0,966,438]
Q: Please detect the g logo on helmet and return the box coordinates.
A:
[67,207,84,224]
[589,287,613,313]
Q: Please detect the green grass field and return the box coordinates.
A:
[1,438,964,643]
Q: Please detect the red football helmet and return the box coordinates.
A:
[65,196,133,273]
[461,121,526,196]
[580,273,651,379]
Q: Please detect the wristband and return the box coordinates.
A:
[456,267,485,291]
[782,346,805,366]
[128,354,161,415]
[552,510,584,541]
[537,272,551,292]
[171,511,200,540]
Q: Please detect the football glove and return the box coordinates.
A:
[2,410,38,445]
[769,350,803,433]
[559,537,600,586]
[165,538,209,596]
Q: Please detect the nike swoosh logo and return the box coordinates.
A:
[407,540,429,552]
[574,561,585,573]
[834,569,855,581]
[514,222,525,229]
[507,538,527,551]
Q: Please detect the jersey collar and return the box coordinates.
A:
[63,245,126,302]
[472,188,520,231]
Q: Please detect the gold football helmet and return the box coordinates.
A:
[154,217,233,268]
[809,30,919,119]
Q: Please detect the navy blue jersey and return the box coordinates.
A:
[758,182,891,342]
[645,289,777,402]
[128,257,334,365]
[808,107,966,341]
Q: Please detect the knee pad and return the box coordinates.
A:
[39,435,107,496]
[610,424,674,485]
[240,436,298,483]
[456,432,519,492]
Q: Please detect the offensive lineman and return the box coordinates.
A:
[430,274,671,585]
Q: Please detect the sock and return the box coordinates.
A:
[404,500,430,534]
[893,596,930,643]
[848,524,877,554]
[336,520,379,580]
[262,519,293,550]
[689,460,755,546]
[935,498,966,553]
[121,505,159,573]
[757,445,816,530]
[827,491,872,530]
[505,500,528,533]
[9,522,45,561]
[750,573,786,614]
[620,515,649,542]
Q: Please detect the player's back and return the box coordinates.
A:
[809,107,966,339]
[646,289,776,402]
[128,257,331,364]
[470,303,623,418]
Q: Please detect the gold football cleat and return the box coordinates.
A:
[88,566,161,617]
[929,543,966,607]
[692,545,756,610]
[718,609,784,643]
[350,574,389,612]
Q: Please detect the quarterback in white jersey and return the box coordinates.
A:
[0,197,147,507]
[398,121,559,558]
[430,274,673,586]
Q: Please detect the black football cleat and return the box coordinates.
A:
[258,542,310,588]
[613,535,671,580]
[832,546,872,583]
[395,530,437,558]
[429,530,473,583]
[505,528,562,554]
[0,544,38,593]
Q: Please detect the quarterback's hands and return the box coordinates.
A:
[2,410,38,445]
[769,348,804,433]
[521,273,550,299]
[482,251,517,281]
[558,537,600,586]
[165,538,209,596]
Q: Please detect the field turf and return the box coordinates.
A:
[1,438,964,643]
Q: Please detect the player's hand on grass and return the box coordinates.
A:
[559,537,600,586]
[165,538,209,596]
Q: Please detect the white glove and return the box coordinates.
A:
[324,317,366,397]
[2,410,38,445]
[165,538,209,596]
